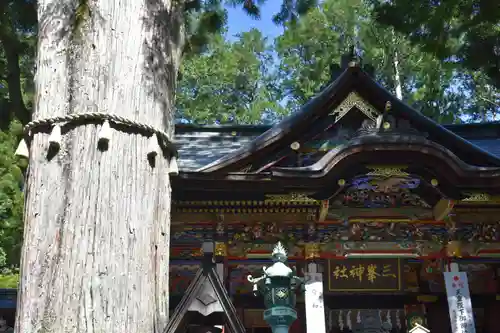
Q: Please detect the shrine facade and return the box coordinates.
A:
[168,59,500,333]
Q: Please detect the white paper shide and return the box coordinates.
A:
[444,272,476,333]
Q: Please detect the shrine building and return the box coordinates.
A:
[167,58,500,333]
[2,58,500,333]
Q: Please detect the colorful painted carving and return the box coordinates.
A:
[169,220,500,259]
[169,264,199,295]
[315,222,447,243]
[304,243,321,260]
[227,222,302,245]
[331,175,430,209]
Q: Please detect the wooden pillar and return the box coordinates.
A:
[214,216,229,332]
[214,241,227,280]
[214,215,228,281]
[485,300,500,333]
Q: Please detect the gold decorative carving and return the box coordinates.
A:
[446,240,462,258]
[192,248,203,257]
[366,166,409,178]
[306,211,317,221]
[385,101,392,112]
[304,243,321,260]
[318,200,329,222]
[214,242,227,257]
[348,218,411,223]
[417,295,438,303]
[329,91,379,123]
[462,193,490,202]
[290,141,300,150]
[264,193,318,203]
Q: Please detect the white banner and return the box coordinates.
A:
[305,272,326,333]
[444,272,476,333]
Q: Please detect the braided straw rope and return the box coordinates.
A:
[23,112,176,154]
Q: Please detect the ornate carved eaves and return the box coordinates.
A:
[329,91,379,123]
[173,195,321,215]
[264,192,319,204]
[459,193,500,204]
[366,166,409,178]
[462,193,491,202]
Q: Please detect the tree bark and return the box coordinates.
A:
[390,30,403,100]
[15,0,183,332]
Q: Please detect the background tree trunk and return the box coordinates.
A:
[15,0,183,332]
[390,30,403,100]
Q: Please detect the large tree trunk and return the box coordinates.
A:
[15,0,183,332]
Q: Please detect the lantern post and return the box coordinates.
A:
[247,242,305,333]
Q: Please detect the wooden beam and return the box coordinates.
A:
[433,199,454,221]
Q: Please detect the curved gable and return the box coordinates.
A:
[197,66,500,173]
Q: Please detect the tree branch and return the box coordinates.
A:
[478,96,500,108]
[0,23,30,124]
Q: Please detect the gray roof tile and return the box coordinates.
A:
[174,131,259,171]
[469,139,500,158]
[174,128,500,171]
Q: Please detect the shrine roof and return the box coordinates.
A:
[174,125,264,171]
[174,122,500,171]
[163,256,245,333]
[174,64,500,174]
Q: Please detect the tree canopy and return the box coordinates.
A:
[371,0,500,89]
[176,29,286,124]
[275,0,499,122]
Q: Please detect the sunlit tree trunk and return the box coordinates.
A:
[391,30,403,100]
[15,0,184,332]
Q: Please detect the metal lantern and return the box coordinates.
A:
[247,242,305,333]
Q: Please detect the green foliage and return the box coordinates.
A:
[184,1,229,55]
[183,0,317,55]
[0,121,24,270]
[371,0,500,89]
[272,0,319,25]
[0,268,19,288]
[0,1,34,274]
[177,29,287,124]
[274,0,499,122]
[0,0,37,125]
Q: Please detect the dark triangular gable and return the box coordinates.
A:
[198,65,500,173]
[163,260,246,333]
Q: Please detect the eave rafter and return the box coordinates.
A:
[268,137,500,191]
[173,140,500,216]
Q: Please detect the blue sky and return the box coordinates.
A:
[225,1,284,41]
